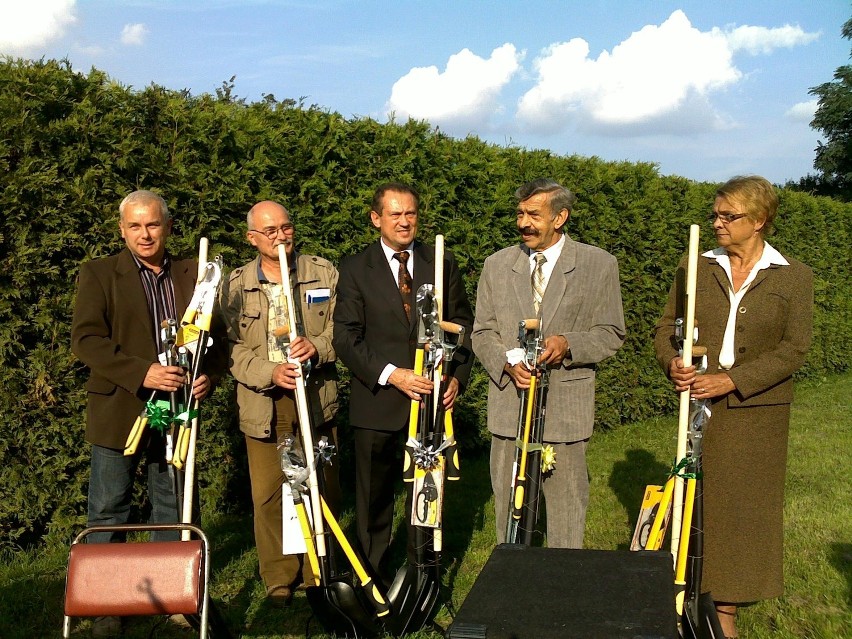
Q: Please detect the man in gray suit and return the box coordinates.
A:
[472,178,625,548]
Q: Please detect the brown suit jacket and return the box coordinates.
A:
[654,250,813,407]
[71,248,201,449]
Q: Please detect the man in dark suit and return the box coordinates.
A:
[71,190,215,545]
[333,182,473,578]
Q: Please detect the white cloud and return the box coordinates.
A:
[385,43,523,130]
[516,10,820,137]
[724,24,819,55]
[121,23,148,46]
[0,0,76,54]
[786,99,818,122]
[517,10,743,134]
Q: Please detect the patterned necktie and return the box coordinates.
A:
[394,251,412,321]
[532,253,547,315]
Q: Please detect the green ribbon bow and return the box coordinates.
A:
[145,400,173,433]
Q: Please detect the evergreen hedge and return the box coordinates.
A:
[1,59,849,549]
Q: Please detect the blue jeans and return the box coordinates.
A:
[87,430,180,543]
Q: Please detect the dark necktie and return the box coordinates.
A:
[394,251,412,321]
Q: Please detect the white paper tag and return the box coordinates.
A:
[281,484,308,555]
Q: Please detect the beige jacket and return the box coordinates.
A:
[221,253,339,438]
[472,237,626,443]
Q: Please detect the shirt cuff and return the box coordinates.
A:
[378,363,397,386]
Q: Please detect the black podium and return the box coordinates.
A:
[447,544,677,639]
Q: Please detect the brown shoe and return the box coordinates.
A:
[168,613,192,628]
[92,615,122,637]
[715,603,738,639]
[266,584,293,608]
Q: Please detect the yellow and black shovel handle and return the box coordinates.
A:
[674,475,697,616]
[123,412,148,457]
[320,498,390,617]
[403,347,426,484]
[296,497,321,587]
[510,372,539,524]
[645,474,676,551]
[442,408,460,480]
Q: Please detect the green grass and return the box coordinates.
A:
[1,374,849,638]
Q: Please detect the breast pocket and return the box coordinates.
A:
[239,303,264,352]
[303,300,331,336]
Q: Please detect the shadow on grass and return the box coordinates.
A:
[608,448,671,550]
[440,452,496,592]
[829,542,852,607]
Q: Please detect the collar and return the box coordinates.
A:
[702,241,789,268]
[380,238,415,263]
[130,252,171,274]
[257,253,297,284]
[704,241,788,289]
[529,233,566,263]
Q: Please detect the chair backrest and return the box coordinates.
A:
[65,539,204,616]
[62,523,209,639]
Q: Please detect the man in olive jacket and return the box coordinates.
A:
[71,190,218,548]
[220,200,339,606]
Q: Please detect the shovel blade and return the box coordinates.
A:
[383,562,441,635]
[306,581,381,638]
[681,592,725,639]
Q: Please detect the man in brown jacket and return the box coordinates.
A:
[220,200,339,606]
[71,190,218,636]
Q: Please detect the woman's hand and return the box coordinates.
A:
[669,358,736,399]
[668,356,696,392]
[691,373,736,399]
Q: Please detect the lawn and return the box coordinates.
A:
[0,374,848,638]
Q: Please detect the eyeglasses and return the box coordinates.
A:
[707,212,747,224]
[249,224,294,239]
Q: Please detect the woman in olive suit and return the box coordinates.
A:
[654,176,813,639]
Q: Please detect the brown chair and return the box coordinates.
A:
[62,523,210,639]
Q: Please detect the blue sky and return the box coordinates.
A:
[1,1,849,184]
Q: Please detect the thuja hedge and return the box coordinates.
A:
[1,59,849,548]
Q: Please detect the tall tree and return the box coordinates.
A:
[809,17,852,200]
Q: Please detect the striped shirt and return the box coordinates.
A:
[131,253,178,353]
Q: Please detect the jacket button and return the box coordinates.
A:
[738,347,746,353]
[738,307,747,314]
[319,311,324,316]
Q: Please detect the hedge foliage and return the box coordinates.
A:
[1,59,849,549]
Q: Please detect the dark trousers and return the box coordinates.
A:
[354,426,415,578]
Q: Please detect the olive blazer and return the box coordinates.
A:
[654,251,813,406]
[71,249,205,449]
